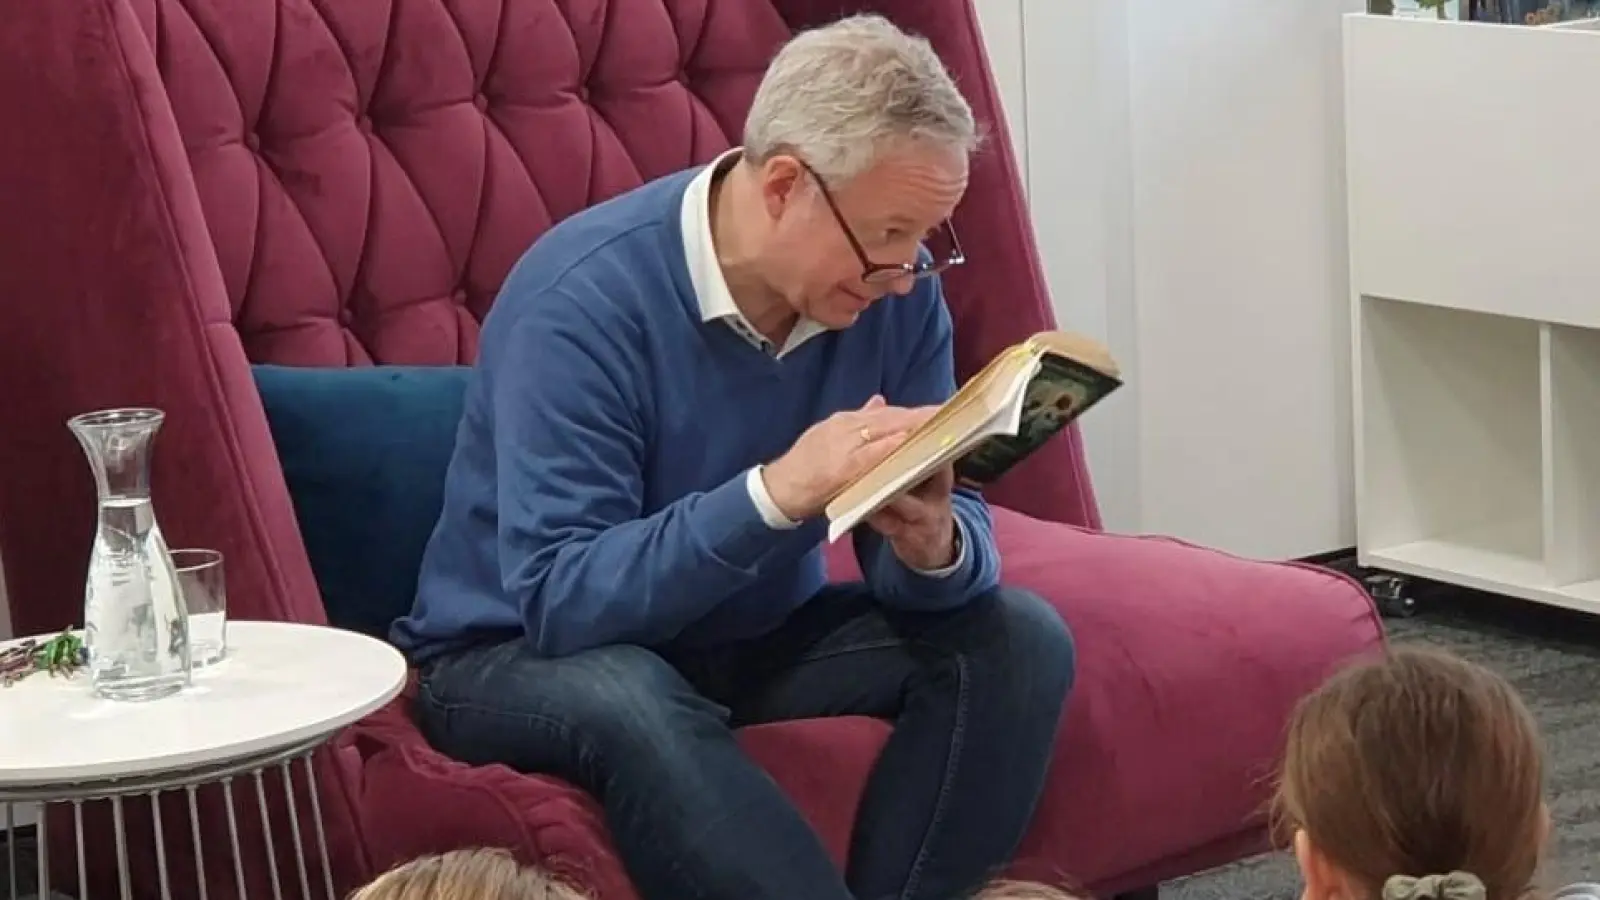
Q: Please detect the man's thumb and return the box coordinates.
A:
[862,394,886,410]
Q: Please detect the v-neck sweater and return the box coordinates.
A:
[392,164,999,662]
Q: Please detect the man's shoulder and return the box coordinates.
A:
[489,168,701,331]
[567,165,698,242]
[519,169,696,285]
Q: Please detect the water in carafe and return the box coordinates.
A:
[70,408,190,701]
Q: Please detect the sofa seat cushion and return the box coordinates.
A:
[350,506,1383,895]
[253,364,472,641]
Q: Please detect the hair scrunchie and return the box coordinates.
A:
[1382,872,1488,900]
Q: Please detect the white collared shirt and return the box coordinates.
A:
[679,148,830,360]
[680,148,817,532]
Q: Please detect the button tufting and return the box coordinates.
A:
[162,0,796,369]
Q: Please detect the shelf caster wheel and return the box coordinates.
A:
[1363,572,1419,619]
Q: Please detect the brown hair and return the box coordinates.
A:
[349,848,588,900]
[1275,646,1547,900]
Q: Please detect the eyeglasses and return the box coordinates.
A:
[798,160,966,285]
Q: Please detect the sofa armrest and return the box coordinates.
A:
[825,506,1385,885]
[350,700,641,900]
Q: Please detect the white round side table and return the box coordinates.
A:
[0,620,407,900]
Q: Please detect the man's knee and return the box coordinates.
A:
[563,645,732,740]
[418,641,730,771]
[970,586,1077,704]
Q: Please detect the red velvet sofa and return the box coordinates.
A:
[0,0,1384,898]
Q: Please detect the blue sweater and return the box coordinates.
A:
[391,167,1001,662]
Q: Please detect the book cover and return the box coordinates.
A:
[953,353,1123,487]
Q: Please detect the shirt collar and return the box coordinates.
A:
[680,147,829,358]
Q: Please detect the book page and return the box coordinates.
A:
[996,358,1036,436]
[953,350,1123,487]
[1026,331,1120,378]
[826,357,1042,542]
[878,343,1034,460]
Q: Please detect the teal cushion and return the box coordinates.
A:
[252,364,472,642]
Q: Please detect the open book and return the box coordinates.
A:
[824,330,1123,542]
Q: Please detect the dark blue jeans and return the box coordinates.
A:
[415,583,1075,900]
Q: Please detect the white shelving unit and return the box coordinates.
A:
[1345,13,1600,614]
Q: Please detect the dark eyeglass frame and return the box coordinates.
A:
[797,159,966,285]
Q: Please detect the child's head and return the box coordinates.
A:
[350,848,587,900]
[974,880,1083,900]
[1276,646,1547,900]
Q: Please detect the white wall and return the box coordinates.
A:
[973,0,1029,190]
[976,0,1359,561]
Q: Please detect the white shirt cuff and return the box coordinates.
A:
[747,467,802,530]
[906,515,968,577]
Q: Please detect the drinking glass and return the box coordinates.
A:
[171,549,226,668]
[70,407,189,701]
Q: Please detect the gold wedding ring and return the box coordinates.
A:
[859,426,873,444]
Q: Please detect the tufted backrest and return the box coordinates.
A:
[0,0,1097,642]
[133,0,794,366]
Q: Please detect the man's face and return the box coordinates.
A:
[760,144,968,328]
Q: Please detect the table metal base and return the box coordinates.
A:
[1,735,337,900]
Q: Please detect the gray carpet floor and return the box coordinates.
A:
[1168,585,1600,900]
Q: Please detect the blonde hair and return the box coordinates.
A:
[975,879,1084,900]
[1274,646,1547,900]
[350,848,588,900]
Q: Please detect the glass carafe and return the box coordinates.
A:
[68,408,190,701]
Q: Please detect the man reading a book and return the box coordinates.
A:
[391,14,1076,900]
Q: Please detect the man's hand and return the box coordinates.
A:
[762,396,937,521]
[865,465,959,570]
